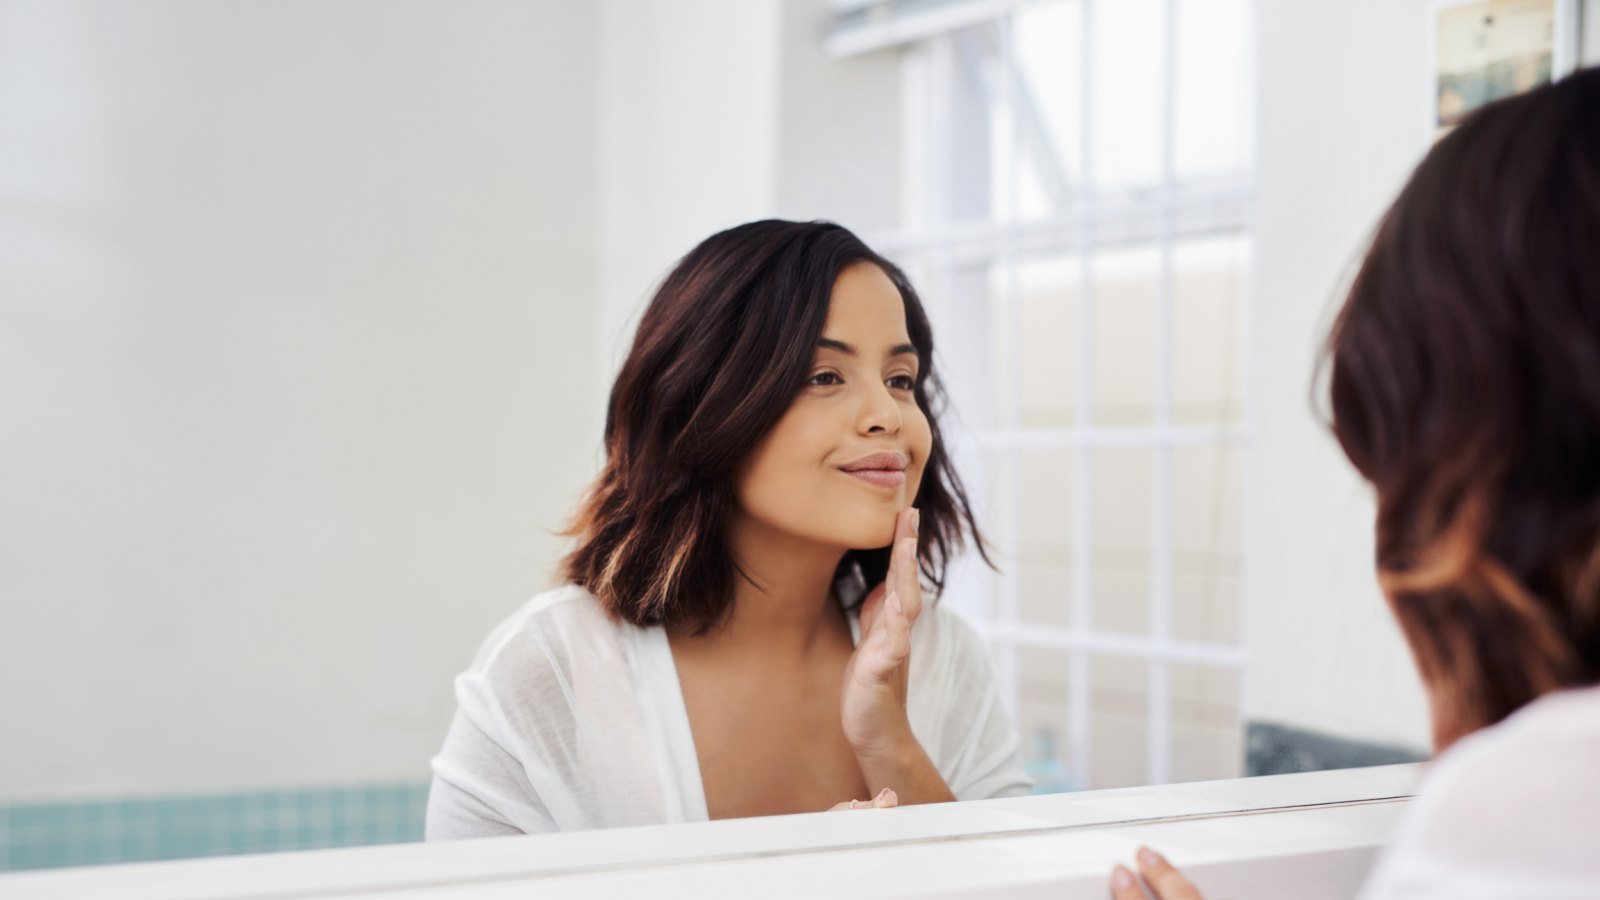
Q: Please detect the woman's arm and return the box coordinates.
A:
[426,696,556,839]
[853,733,956,804]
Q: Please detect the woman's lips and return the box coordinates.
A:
[842,468,906,488]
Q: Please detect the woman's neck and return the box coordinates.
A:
[691,511,849,661]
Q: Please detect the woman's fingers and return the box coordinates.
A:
[897,529,921,621]
[892,506,913,549]
[1134,847,1203,900]
[828,789,897,812]
[881,583,913,668]
[867,509,919,634]
[1110,864,1144,900]
[862,555,915,680]
[858,582,887,637]
[853,508,920,683]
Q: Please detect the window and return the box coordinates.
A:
[836,0,1256,789]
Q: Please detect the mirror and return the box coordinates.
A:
[6,0,1584,874]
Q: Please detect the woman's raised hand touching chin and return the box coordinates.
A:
[841,507,922,757]
[838,507,957,805]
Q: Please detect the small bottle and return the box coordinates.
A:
[1023,725,1076,794]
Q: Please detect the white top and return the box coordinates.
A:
[1359,683,1600,899]
[425,584,1031,838]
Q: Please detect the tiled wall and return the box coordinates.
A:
[0,781,430,872]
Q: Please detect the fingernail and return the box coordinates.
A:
[889,592,903,614]
[1138,847,1163,869]
[911,508,921,538]
[1111,865,1135,889]
[876,787,891,801]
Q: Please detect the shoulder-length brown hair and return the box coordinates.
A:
[1325,68,1600,749]
[563,220,991,634]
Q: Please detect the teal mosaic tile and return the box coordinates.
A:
[0,780,431,872]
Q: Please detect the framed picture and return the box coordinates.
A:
[1429,0,1581,136]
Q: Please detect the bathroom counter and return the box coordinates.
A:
[1,764,1420,899]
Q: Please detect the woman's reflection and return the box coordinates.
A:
[425,220,1030,838]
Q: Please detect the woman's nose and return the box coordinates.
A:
[859,384,903,435]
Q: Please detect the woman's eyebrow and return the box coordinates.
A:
[817,337,921,358]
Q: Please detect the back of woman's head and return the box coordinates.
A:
[563,219,986,634]
[1327,67,1600,747]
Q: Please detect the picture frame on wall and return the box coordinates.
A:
[1429,0,1582,136]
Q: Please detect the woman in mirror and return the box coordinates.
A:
[1114,67,1600,900]
[425,220,1030,837]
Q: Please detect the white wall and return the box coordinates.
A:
[0,0,601,799]
[592,0,906,387]
[1588,0,1600,65]
[1246,0,1436,748]
[594,0,783,388]
[774,0,903,232]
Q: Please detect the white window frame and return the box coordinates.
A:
[862,0,1256,788]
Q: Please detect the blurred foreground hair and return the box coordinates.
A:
[1326,68,1600,748]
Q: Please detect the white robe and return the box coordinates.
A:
[1359,683,1600,899]
[425,584,1031,837]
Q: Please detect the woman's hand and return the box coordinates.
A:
[1111,847,1203,900]
[827,788,898,812]
[840,507,921,758]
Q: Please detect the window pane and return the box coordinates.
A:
[1091,0,1165,192]
[1092,247,1159,426]
[1090,447,1151,634]
[1171,571,1241,646]
[1014,253,1081,428]
[1014,645,1082,792]
[1170,442,1242,644]
[1090,653,1149,788]
[1005,0,1084,221]
[1169,663,1244,782]
[1173,238,1249,426]
[1175,0,1254,179]
[916,255,998,430]
[1016,448,1074,628]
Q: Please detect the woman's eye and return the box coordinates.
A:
[887,374,916,391]
[807,371,843,387]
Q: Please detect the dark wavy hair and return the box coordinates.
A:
[563,220,991,635]
[1325,68,1600,748]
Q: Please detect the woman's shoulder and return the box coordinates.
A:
[1422,682,1600,806]
[921,600,985,644]
[1366,684,1600,896]
[909,601,992,677]
[460,584,633,687]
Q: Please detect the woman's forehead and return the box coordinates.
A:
[821,263,910,348]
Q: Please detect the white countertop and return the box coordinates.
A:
[1,764,1421,900]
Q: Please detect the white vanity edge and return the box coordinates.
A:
[0,763,1422,899]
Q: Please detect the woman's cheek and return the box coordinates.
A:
[907,408,934,499]
[909,406,934,461]
[907,463,928,505]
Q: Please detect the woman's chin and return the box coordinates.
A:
[837,519,899,551]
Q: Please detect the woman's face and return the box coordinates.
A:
[735,262,933,551]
